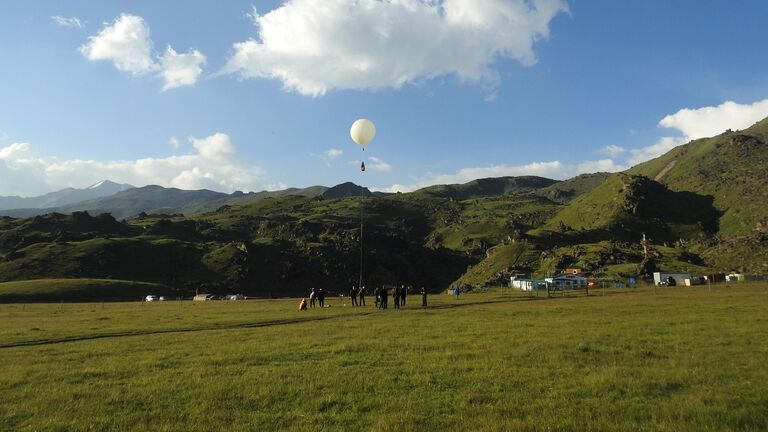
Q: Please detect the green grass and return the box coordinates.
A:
[0,279,171,303]
[1,285,766,431]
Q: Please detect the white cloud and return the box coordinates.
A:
[376,159,625,193]
[0,134,264,196]
[368,156,392,172]
[80,14,155,74]
[0,143,33,160]
[80,14,206,90]
[324,148,343,159]
[52,16,85,29]
[624,98,768,166]
[169,136,180,149]
[626,137,687,166]
[159,46,206,91]
[659,99,768,140]
[600,145,625,157]
[221,0,568,97]
[0,143,65,196]
[189,133,236,160]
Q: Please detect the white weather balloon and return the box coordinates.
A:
[350,119,376,149]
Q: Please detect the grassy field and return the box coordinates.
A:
[1,285,767,431]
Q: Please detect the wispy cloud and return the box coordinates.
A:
[51,16,84,29]
[0,134,264,196]
[325,148,343,160]
[368,156,392,172]
[599,145,625,157]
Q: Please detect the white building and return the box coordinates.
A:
[544,274,588,291]
[511,278,545,291]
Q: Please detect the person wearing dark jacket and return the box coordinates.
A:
[393,286,401,309]
[318,288,326,307]
[358,286,366,306]
[349,285,358,306]
[380,287,388,309]
[421,287,427,308]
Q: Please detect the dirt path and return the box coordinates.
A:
[654,160,676,181]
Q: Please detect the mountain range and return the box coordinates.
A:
[0,117,766,300]
[0,182,381,220]
[0,180,133,211]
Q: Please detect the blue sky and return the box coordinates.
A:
[2,0,768,196]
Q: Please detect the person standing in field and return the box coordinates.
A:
[421,286,427,308]
[309,288,317,308]
[374,286,380,308]
[358,285,366,306]
[318,288,326,307]
[380,287,388,309]
[393,285,401,309]
[401,285,408,306]
[350,285,358,307]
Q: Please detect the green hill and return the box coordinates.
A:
[536,172,612,203]
[629,118,768,237]
[416,176,558,200]
[627,118,768,272]
[538,173,718,242]
[442,119,768,286]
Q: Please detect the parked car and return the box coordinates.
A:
[158,296,167,301]
[193,293,218,301]
[226,294,246,300]
[145,295,159,302]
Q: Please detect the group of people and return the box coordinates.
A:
[374,285,409,309]
[308,287,326,307]
[299,285,428,310]
[348,285,367,306]
[299,287,325,310]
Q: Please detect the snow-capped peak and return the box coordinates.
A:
[87,180,114,190]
